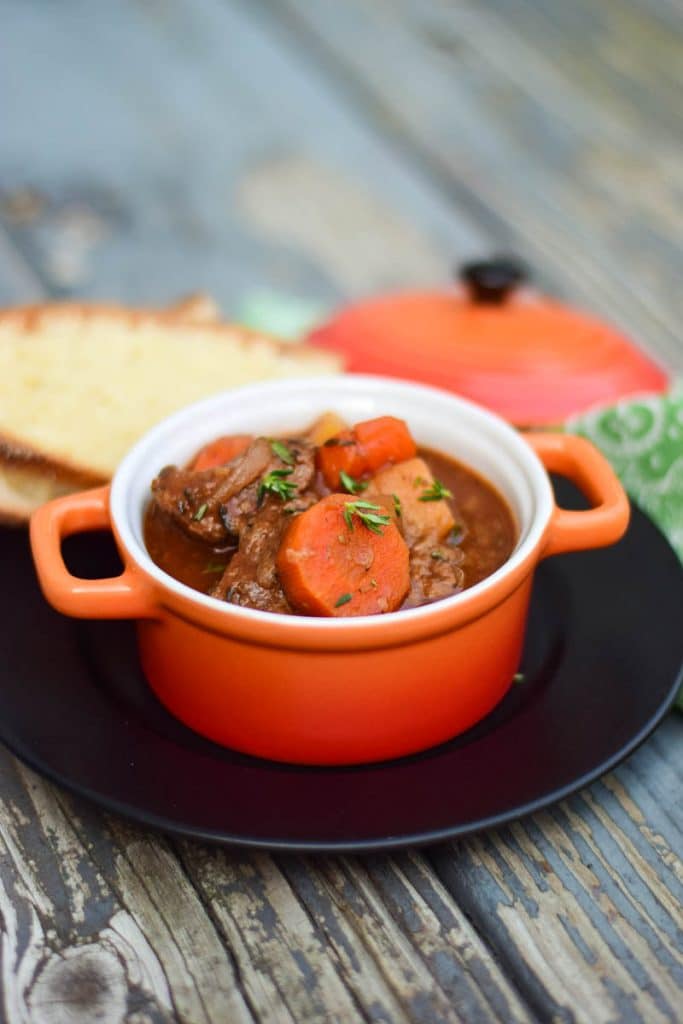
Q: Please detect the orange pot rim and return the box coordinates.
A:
[109,377,549,643]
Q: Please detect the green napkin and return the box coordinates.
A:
[237,292,683,710]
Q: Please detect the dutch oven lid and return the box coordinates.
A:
[308,258,668,424]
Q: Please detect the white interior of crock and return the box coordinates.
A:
[112,375,554,628]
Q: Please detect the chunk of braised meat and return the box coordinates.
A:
[150,438,272,543]
[211,492,321,614]
[151,438,315,545]
[211,500,291,612]
[218,441,316,537]
[406,539,465,607]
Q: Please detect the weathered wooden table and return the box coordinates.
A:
[1,2,681,1021]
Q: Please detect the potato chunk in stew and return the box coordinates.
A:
[366,457,455,544]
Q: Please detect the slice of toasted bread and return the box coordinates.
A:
[0,298,341,524]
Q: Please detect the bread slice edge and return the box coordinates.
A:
[0,298,340,525]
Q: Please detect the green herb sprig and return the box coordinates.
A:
[334,593,352,608]
[340,470,368,495]
[419,479,453,502]
[342,500,391,535]
[269,439,294,465]
[258,468,296,505]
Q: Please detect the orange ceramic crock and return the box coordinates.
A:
[29,377,629,765]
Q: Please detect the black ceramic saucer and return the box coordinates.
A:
[1,481,681,852]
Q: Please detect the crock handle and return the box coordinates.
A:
[525,433,630,558]
[30,486,156,618]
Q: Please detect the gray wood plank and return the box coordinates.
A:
[0,0,490,309]
[265,0,683,371]
[0,756,255,1023]
[0,740,540,1024]
[429,715,683,1024]
[477,0,683,122]
[178,846,532,1024]
[0,219,44,305]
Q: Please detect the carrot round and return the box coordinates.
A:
[277,494,410,617]
[317,416,416,489]
[192,435,253,471]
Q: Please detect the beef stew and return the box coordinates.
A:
[144,415,516,616]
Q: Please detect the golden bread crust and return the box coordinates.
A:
[0,297,340,525]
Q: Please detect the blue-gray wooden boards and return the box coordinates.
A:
[0,1,681,1020]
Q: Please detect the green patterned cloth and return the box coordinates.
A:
[237,293,683,710]
[566,381,683,563]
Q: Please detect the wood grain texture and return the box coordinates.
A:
[265,0,683,371]
[178,844,534,1023]
[0,0,486,308]
[0,0,681,1021]
[430,723,683,1022]
[0,757,258,1023]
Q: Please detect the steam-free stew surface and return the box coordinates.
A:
[144,442,516,610]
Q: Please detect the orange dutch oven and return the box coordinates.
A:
[29,376,629,765]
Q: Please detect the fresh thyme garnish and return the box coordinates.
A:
[342,500,391,535]
[202,561,227,574]
[334,593,352,608]
[419,479,453,502]
[430,549,446,561]
[340,469,368,494]
[193,503,208,521]
[258,468,296,505]
[269,439,294,465]
[392,493,402,518]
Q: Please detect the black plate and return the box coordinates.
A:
[1,482,681,852]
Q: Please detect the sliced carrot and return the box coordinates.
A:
[354,416,416,470]
[277,493,410,617]
[191,434,253,471]
[317,416,417,489]
[315,429,366,488]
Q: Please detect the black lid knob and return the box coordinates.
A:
[459,257,528,305]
